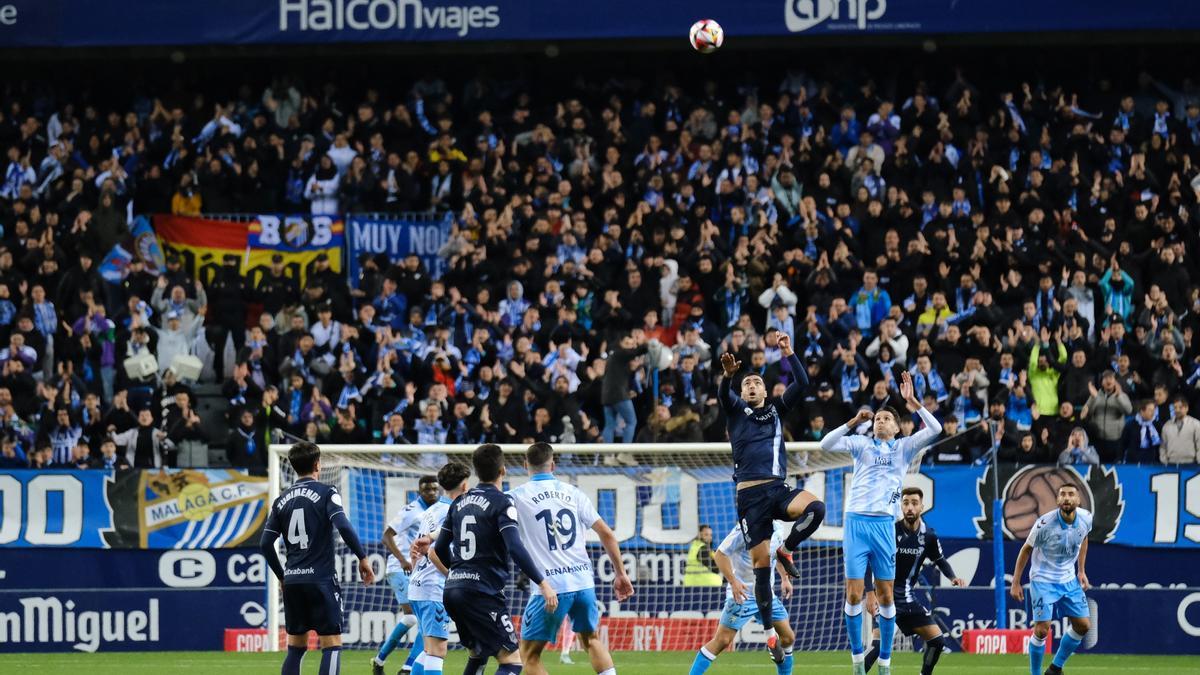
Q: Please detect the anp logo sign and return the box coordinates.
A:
[784,0,887,32]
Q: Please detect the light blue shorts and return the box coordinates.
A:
[720,596,788,630]
[388,571,410,605]
[1030,580,1089,622]
[844,513,896,581]
[521,588,600,641]
[411,600,449,640]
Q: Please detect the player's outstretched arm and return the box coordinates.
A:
[593,519,634,601]
[902,370,942,448]
[820,408,873,451]
[717,352,742,410]
[777,334,809,409]
[259,527,286,583]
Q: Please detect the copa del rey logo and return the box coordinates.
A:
[785,0,888,32]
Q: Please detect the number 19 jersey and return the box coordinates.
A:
[508,474,601,594]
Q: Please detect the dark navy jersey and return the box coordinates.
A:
[264,477,345,584]
[721,353,806,483]
[894,520,955,603]
[441,484,520,595]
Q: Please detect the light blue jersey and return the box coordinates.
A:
[408,497,453,602]
[820,407,942,517]
[386,497,431,575]
[1027,508,1093,584]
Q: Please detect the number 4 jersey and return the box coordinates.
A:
[508,473,601,595]
[265,477,345,584]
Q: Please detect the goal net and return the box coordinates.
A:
[267,442,887,655]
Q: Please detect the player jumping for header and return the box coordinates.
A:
[1010,484,1094,675]
[260,441,376,675]
[820,371,943,675]
[719,333,826,637]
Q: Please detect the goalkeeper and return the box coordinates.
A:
[719,333,825,634]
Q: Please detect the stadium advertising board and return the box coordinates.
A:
[0,468,267,549]
[153,214,343,289]
[345,213,454,287]
[0,0,1196,47]
[347,464,1200,551]
[0,549,267,652]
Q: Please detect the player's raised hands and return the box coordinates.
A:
[358,557,376,586]
[900,371,920,411]
[720,352,741,377]
[777,333,793,356]
[850,408,874,427]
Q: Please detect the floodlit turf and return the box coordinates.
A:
[4,650,1198,673]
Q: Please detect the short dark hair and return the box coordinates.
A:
[901,486,924,499]
[1058,484,1079,494]
[437,462,472,491]
[419,475,439,487]
[526,442,554,469]
[472,443,505,482]
[878,406,901,420]
[288,441,321,476]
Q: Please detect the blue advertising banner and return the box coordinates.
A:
[1,0,1197,48]
[340,463,1200,553]
[0,468,268,549]
[0,549,266,652]
[346,213,454,287]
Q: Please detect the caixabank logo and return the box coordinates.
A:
[785,0,888,32]
[973,465,1125,542]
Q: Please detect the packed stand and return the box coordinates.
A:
[2,63,1200,472]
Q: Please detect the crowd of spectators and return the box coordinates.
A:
[3,57,1200,471]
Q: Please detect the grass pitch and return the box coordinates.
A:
[4,650,1197,673]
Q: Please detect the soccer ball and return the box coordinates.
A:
[689,19,724,53]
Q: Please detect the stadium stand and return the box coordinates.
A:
[2,52,1200,471]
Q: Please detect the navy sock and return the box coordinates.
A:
[864,638,881,671]
[784,500,826,550]
[463,655,487,675]
[282,645,305,675]
[754,566,774,626]
[922,635,945,675]
[319,646,341,675]
[496,665,523,675]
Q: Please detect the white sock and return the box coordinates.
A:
[1030,634,1046,647]
[700,646,718,661]
[878,658,891,667]
[851,652,865,664]
[425,656,445,673]
[598,669,616,675]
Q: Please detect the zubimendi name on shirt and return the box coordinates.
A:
[279,0,501,37]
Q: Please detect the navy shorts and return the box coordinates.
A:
[893,600,937,636]
[736,480,803,548]
[282,581,343,636]
[443,587,518,657]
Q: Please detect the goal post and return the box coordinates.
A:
[266,442,869,654]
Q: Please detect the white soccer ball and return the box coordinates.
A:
[689,19,724,54]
